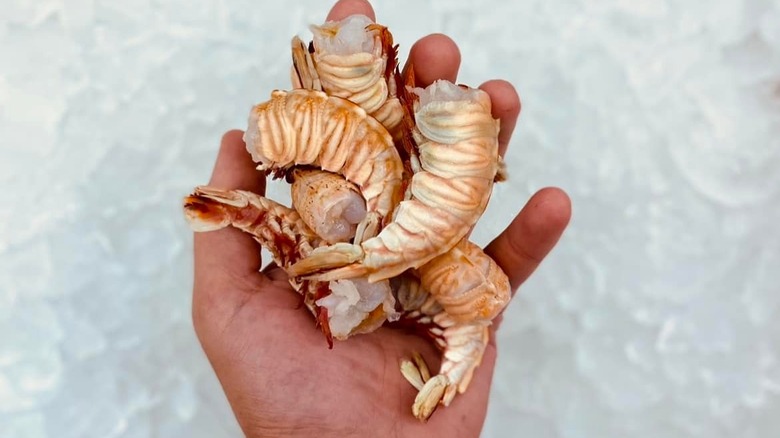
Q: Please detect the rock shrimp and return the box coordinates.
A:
[243,88,404,243]
[182,186,398,344]
[288,80,502,283]
[392,274,492,421]
[418,239,510,323]
[291,14,404,140]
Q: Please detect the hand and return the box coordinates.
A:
[192,1,571,437]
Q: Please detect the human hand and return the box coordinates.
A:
[191,1,571,437]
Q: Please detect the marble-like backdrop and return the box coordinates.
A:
[1,0,778,437]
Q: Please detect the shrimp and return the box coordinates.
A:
[392,274,491,421]
[288,80,501,283]
[291,169,510,322]
[291,14,404,140]
[417,239,511,323]
[182,186,398,344]
[243,88,404,242]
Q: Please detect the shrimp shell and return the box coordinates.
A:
[392,274,491,420]
[291,15,404,139]
[244,89,404,229]
[289,80,501,283]
[417,239,510,323]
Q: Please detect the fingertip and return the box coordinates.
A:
[217,129,247,167]
[480,79,521,119]
[326,0,376,21]
[479,79,521,156]
[405,33,461,86]
[525,187,572,235]
[221,128,245,147]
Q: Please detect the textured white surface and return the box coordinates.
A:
[2,0,779,437]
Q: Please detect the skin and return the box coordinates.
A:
[192,1,572,437]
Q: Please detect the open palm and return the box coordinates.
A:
[191,1,571,437]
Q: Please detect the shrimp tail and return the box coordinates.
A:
[183,187,249,231]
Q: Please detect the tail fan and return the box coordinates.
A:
[182,187,244,232]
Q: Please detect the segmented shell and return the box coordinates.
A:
[417,239,510,323]
[292,15,404,139]
[244,89,403,225]
[290,80,501,283]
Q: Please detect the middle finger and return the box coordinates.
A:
[402,33,461,87]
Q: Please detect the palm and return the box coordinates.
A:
[198,264,493,437]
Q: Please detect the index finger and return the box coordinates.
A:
[479,79,521,157]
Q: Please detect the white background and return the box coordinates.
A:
[2,0,779,437]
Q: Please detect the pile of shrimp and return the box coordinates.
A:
[183,14,512,422]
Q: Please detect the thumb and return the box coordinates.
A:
[191,130,267,330]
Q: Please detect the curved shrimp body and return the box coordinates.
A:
[409,80,501,224]
[291,14,404,139]
[182,186,398,344]
[244,89,404,231]
[417,239,510,323]
[393,274,491,421]
[290,170,510,323]
[288,80,501,283]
